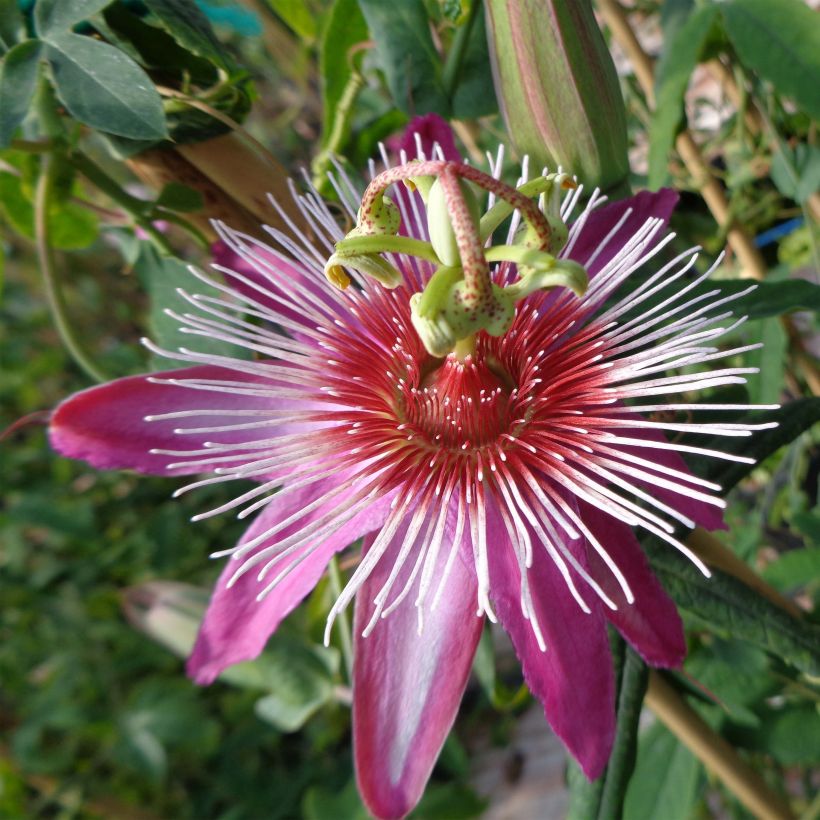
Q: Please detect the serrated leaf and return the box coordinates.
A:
[0,40,42,148]
[357,0,450,116]
[722,0,820,120]
[649,5,720,189]
[320,0,368,149]
[568,638,647,820]
[623,722,702,820]
[45,34,167,140]
[688,399,820,492]
[133,242,251,368]
[34,0,114,36]
[142,0,230,69]
[645,537,820,676]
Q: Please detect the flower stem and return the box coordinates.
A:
[34,154,107,384]
[70,151,175,256]
[327,555,354,683]
[646,671,794,820]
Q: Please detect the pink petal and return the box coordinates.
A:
[486,495,616,779]
[616,425,727,531]
[188,479,395,684]
[353,504,482,820]
[212,240,341,336]
[569,189,679,277]
[49,365,322,476]
[578,500,686,668]
[393,113,461,162]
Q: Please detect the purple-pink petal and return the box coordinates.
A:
[393,113,461,163]
[578,500,686,668]
[188,478,395,684]
[568,189,679,277]
[49,365,305,476]
[618,425,727,531]
[353,504,483,820]
[486,496,616,780]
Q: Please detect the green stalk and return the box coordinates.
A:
[327,556,354,683]
[34,153,107,383]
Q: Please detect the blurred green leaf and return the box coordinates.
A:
[320,0,368,149]
[156,180,204,212]
[770,144,820,204]
[729,278,820,319]
[729,705,820,765]
[0,164,99,248]
[623,722,702,820]
[649,5,720,189]
[266,0,317,41]
[646,538,820,676]
[722,0,820,120]
[684,639,773,728]
[134,242,251,368]
[142,0,231,69]
[303,779,369,820]
[44,34,168,139]
[448,4,496,119]
[763,547,820,593]
[0,40,42,148]
[0,0,24,53]
[410,782,488,819]
[568,639,647,820]
[34,0,114,36]
[124,579,339,733]
[358,0,450,116]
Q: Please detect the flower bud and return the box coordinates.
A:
[485,0,629,192]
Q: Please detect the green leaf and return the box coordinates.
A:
[729,278,820,319]
[0,164,99,249]
[142,0,230,69]
[123,579,338,733]
[684,639,773,728]
[303,779,370,820]
[763,548,820,594]
[0,0,24,53]
[320,0,368,149]
[357,0,450,116]
[34,0,114,36]
[44,34,167,139]
[770,144,820,205]
[0,40,42,148]
[688,399,820,492]
[623,722,702,820]
[266,0,317,42]
[133,242,251,369]
[722,0,820,121]
[567,639,647,820]
[648,5,720,189]
[745,318,787,406]
[645,537,820,676]
[155,181,204,212]
[729,705,820,765]
[448,4,496,119]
